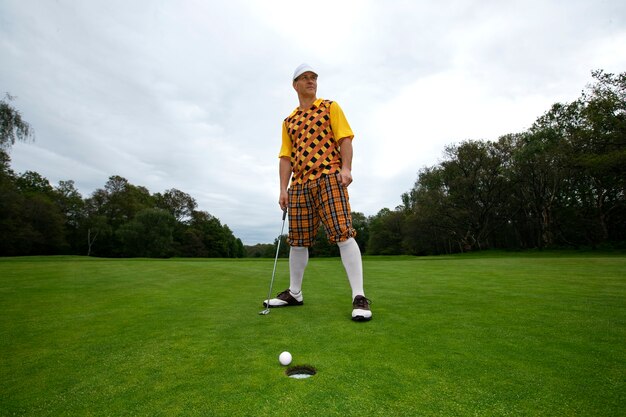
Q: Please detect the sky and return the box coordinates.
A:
[1,0,625,245]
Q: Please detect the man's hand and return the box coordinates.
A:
[279,157,292,211]
[339,168,353,187]
[279,189,289,211]
[338,137,353,187]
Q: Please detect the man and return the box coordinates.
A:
[263,63,372,322]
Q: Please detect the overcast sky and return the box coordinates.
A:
[1,0,625,245]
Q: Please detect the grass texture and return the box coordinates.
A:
[1,253,625,416]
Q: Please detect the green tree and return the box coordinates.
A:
[53,180,85,254]
[117,208,176,257]
[19,193,67,254]
[55,180,84,227]
[82,191,112,256]
[508,121,569,248]
[569,70,626,244]
[190,211,227,257]
[154,188,197,223]
[402,166,452,254]
[102,176,153,228]
[439,140,511,250]
[84,176,153,256]
[367,208,405,255]
[0,94,34,150]
[0,150,21,255]
[1,170,67,255]
[182,210,243,257]
[245,243,275,258]
[16,170,54,196]
[232,237,246,258]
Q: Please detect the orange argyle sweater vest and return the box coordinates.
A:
[284,100,341,184]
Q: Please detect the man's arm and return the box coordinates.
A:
[279,157,292,210]
[338,137,353,187]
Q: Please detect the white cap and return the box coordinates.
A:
[293,63,317,80]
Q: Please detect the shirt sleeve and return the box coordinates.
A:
[330,101,354,142]
[278,121,292,158]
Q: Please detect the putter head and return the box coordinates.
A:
[259,308,270,315]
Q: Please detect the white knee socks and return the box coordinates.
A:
[338,238,365,299]
[289,246,308,295]
[289,240,364,300]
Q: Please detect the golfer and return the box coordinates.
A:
[263,63,372,321]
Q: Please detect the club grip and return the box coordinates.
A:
[282,209,287,221]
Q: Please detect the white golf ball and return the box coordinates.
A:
[279,351,292,366]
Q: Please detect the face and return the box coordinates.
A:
[293,71,318,96]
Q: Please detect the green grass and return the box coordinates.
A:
[1,253,625,416]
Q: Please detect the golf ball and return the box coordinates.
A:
[279,351,292,366]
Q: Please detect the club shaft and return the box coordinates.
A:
[264,210,287,308]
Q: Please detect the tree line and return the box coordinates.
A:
[2,70,624,257]
[364,70,625,254]
[0,156,245,257]
[2,93,245,258]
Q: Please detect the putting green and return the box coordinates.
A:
[1,253,624,416]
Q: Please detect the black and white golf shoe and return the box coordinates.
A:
[351,295,372,321]
[263,289,303,308]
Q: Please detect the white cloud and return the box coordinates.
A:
[364,69,554,178]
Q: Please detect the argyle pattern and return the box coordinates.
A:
[284,100,341,184]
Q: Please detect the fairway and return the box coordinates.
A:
[1,254,625,416]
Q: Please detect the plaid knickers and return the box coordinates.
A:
[287,172,357,247]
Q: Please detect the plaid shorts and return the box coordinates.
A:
[287,173,356,247]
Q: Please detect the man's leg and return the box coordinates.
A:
[289,246,309,295]
[320,174,372,321]
[337,238,364,299]
[262,245,306,307]
[263,182,317,308]
[287,181,317,298]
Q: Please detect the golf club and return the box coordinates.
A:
[259,208,287,315]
